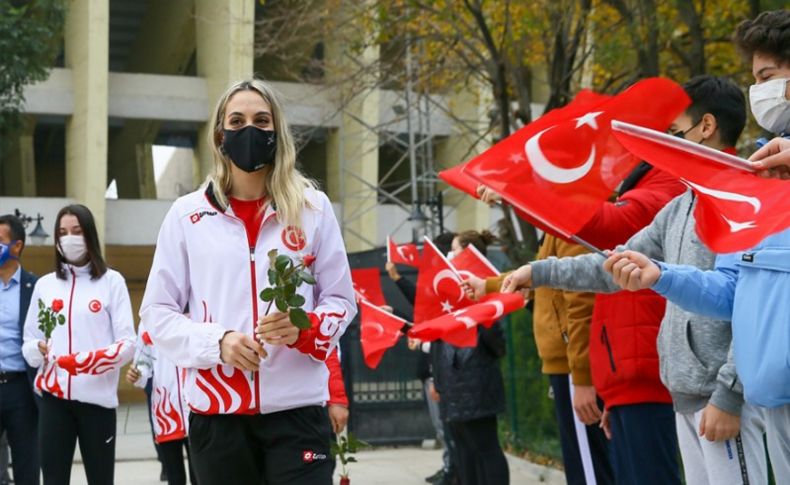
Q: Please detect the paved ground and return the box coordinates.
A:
[66,404,565,484]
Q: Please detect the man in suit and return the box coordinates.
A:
[0,214,40,485]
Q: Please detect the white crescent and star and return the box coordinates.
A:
[433,269,464,303]
[684,180,761,234]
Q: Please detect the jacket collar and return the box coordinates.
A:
[204,182,278,215]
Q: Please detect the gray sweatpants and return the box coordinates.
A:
[676,403,767,485]
[764,404,790,483]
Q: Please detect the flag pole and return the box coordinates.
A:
[569,234,608,258]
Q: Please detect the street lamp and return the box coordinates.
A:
[13,209,50,245]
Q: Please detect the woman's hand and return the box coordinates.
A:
[385,261,401,281]
[501,265,532,293]
[219,331,267,371]
[126,366,141,384]
[256,312,300,346]
[328,404,349,434]
[37,340,49,357]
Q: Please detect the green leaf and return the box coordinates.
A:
[259,288,276,302]
[275,254,290,272]
[268,269,277,285]
[298,270,316,285]
[289,308,311,330]
[267,248,278,260]
[38,299,44,310]
[57,314,65,325]
[275,297,288,313]
[284,283,296,298]
[287,294,305,307]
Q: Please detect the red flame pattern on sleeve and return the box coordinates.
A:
[153,387,186,443]
[36,363,64,398]
[193,365,255,415]
[289,311,346,361]
[57,342,127,376]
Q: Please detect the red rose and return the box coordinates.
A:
[303,254,316,268]
[141,332,153,346]
[51,299,64,313]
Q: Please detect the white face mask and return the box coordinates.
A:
[446,251,457,261]
[749,78,790,134]
[58,235,87,264]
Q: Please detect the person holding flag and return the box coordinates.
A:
[599,11,790,481]
[491,75,772,484]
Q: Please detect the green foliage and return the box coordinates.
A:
[37,297,66,340]
[260,249,317,330]
[0,0,66,136]
[329,433,370,478]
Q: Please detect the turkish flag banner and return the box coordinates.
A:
[408,293,525,348]
[413,237,473,323]
[463,78,690,237]
[439,162,481,199]
[387,236,421,267]
[350,268,386,307]
[359,300,408,369]
[452,244,499,279]
[611,121,790,252]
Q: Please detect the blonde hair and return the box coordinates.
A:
[206,79,316,228]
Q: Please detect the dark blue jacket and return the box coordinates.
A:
[19,269,39,394]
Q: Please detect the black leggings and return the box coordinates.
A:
[159,438,197,485]
[39,392,116,485]
[449,416,509,485]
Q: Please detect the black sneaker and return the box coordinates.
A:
[425,469,445,483]
[159,465,167,482]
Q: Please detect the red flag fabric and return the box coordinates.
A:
[439,162,481,199]
[413,237,473,323]
[350,268,386,306]
[387,236,421,267]
[359,300,408,369]
[451,244,499,279]
[611,121,790,252]
[463,78,690,238]
[408,293,525,347]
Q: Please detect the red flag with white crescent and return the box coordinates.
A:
[408,293,525,347]
[439,162,481,199]
[611,121,790,252]
[350,268,386,306]
[451,244,499,279]
[359,300,408,369]
[387,236,421,267]
[413,237,473,324]
[463,78,690,238]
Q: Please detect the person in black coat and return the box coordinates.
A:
[0,214,40,485]
[435,230,509,485]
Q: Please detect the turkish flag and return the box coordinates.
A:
[452,244,499,279]
[413,237,473,324]
[439,162,480,199]
[611,121,790,252]
[359,300,408,369]
[350,268,386,306]
[463,78,690,238]
[387,236,421,267]
[408,293,525,347]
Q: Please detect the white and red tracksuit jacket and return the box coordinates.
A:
[139,184,357,415]
[134,322,189,444]
[22,265,136,409]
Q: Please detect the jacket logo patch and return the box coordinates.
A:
[741,253,754,263]
[282,226,306,251]
[302,450,326,463]
[190,210,218,224]
[88,300,102,313]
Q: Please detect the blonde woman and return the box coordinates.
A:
[140,80,356,485]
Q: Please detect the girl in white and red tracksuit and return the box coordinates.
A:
[139,79,356,485]
[131,322,194,485]
[22,204,135,485]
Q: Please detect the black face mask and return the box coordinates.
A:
[672,119,702,141]
[222,126,277,172]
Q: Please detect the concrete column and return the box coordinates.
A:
[435,81,493,232]
[194,0,255,181]
[325,4,380,252]
[64,0,109,241]
[2,116,37,196]
[107,0,196,199]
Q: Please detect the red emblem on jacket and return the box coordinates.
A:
[89,299,102,313]
[282,226,306,251]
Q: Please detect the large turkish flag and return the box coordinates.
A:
[463,78,689,237]
[611,121,790,252]
[359,300,408,369]
[350,268,386,307]
[413,237,473,324]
